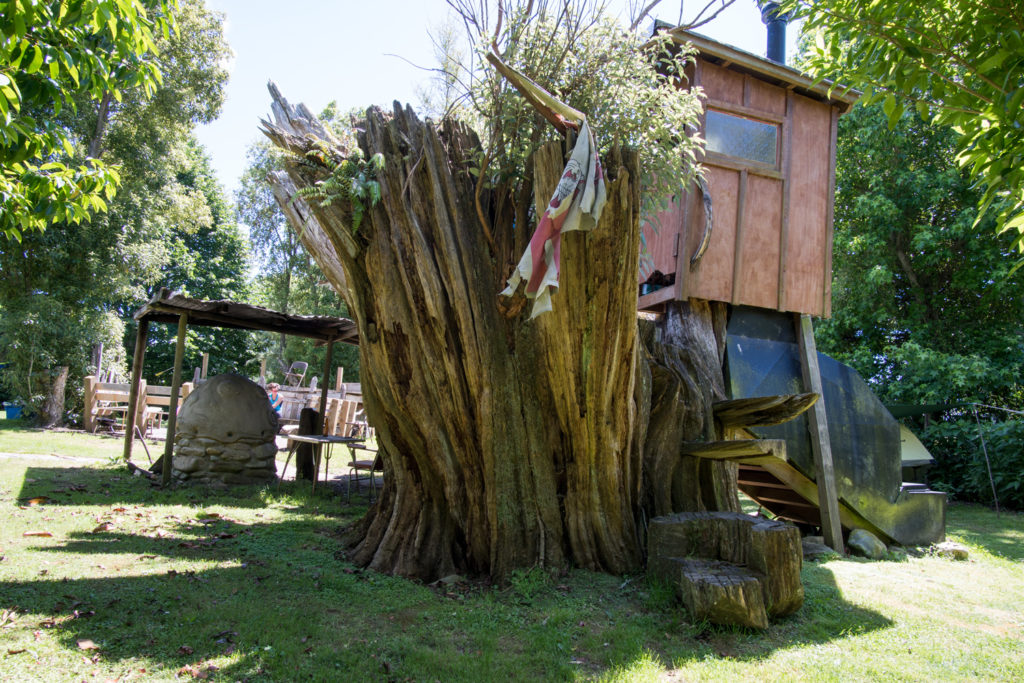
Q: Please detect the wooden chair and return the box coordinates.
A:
[346,444,383,502]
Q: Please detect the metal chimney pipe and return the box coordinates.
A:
[759,1,789,64]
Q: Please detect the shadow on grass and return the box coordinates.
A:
[946,502,1024,562]
[14,463,373,513]
[631,560,895,673]
[4,464,895,680]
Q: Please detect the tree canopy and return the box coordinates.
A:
[817,102,1024,409]
[0,0,175,240]
[236,104,360,384]
[781,0,1024,255]
[0,0,240,421]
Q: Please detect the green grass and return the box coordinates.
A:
[2,422,1023,681]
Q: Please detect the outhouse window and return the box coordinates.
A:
[705,109,779,167]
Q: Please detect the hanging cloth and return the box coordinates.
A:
[490,54,607,319]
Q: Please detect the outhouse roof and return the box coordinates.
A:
[667,28,861,112]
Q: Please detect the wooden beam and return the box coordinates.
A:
[122,320,149,463]
[730,169,749,304]
[317,340,333,435]
[335,366,344,393]
[823,108,840,317]
[201,352,209,380]
[162,313,189,486]
[796,314,843,551]
[777,91,794,311]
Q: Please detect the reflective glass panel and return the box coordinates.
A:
[705,110,778,166]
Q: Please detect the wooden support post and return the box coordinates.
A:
[335,366,344,392]
[122,320,149,463]
[162,314,189,486]
[796,313,843,552]
[136,379,148,428]
[259,359,267,387]
[93,342,104,378]
[84,376,97,433]
[317,340,333,435]
[201,352,209,380]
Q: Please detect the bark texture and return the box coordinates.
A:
[262,89,736,581]
[39,365,69,428]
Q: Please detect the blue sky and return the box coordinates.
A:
[194,0,801,197]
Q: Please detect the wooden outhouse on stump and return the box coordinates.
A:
[638,29,858,317]
[639,29,947,549]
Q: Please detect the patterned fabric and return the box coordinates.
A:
[501,119,607,318]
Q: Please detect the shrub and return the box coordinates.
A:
[921,416,1024,511]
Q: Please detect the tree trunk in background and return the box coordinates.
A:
[39,365,69,428]
[295,407,318,481]
[263,91,736,581]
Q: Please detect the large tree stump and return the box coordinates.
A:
[648,511,803,628]
[261,88,740,581]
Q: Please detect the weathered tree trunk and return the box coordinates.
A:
[262,89,736,581]
[39,366,69,428]
[295,407,318,481]
[640,301,740,517]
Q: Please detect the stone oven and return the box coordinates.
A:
[171,374,279,484]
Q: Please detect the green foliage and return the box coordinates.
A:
[138,141,254,384]
[448,1,703,222]
[297,150,384,232]
[816,103,1024,410]
[238,103,361,385]
[0,295,125,419]
[816,102,1024,510]
[921,415,1024,510]
[0,0,236,422]
[781,0,1024,256]
[0,0,176,240]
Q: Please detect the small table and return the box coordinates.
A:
[279,435,364,492]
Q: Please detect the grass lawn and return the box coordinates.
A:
[1,418,1023,681]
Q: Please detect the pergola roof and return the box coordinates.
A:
[133,288,359,345]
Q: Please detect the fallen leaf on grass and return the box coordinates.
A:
[92,522,114,533]
[23,530,53,537]
[77,639,100,650]
[112,507,127,513]
[7,647,27,655]
[26,496,51,506]
[177,645,194,655]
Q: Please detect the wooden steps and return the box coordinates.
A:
[681,438,786,463]
[713,393,818,430]
[682,392,858,537]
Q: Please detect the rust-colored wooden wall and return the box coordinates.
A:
[639,50,844,318]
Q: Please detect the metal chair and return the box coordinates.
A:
[283,361,308,387]
[346,444,383,502]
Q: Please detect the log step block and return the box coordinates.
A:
[648,511,804,628]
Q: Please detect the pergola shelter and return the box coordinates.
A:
[123,288,359,485]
